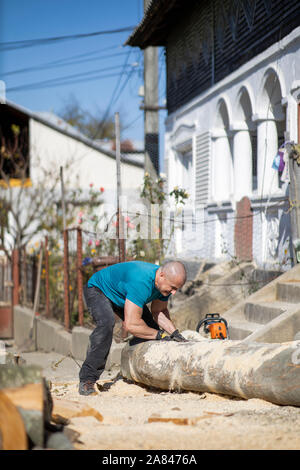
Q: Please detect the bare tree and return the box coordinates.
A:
[58,95,118,141]
[0,123,84,258]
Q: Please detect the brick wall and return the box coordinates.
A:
[234,197,253,261]
[166,0,300,114]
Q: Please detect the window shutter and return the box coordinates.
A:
[195,131,211,206]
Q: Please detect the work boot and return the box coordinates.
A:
[78,380,97,396]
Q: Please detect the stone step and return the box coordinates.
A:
[228,320,261,340]
[244,301,288,325]
[276,281,300,303]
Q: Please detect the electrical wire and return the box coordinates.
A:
[123,112,143,131]
[6,64,140,93]
[0,26,136,51]
[2,50,130,77]
[94,50,132,139]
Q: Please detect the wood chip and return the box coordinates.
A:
[148,412,234,426]
[52,398,103,424]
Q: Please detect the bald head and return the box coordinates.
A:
[155,261,187,297]
[161,261,187,284]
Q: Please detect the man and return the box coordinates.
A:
[79,260,187,396]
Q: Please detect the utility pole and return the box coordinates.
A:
[143,0,159,179]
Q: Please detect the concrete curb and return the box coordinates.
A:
[13,306,125,370]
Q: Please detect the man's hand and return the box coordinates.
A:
[170,329,188,342]
[156,329,187,342]
[156,330,173,341]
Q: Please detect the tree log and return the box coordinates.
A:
[0,391,27,450]
[0,365,52,447]
[121,338,300,406]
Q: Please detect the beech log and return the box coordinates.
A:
[0,391,27,450]
[0,365,52,447]
[121,338,300,406]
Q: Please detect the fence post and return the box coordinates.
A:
[21,247,27,305]
[45,236,50,317]
[12,249,19,306]
[77,228,84,326]
[63,229,70,330]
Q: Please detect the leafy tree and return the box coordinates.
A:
[129,173,189,264]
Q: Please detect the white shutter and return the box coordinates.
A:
[195,131,210,206]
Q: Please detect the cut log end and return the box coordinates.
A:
[0,391,28,450]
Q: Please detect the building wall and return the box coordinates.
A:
[165,26,300,268]
[166,0,300,114]
[29,119,144,207]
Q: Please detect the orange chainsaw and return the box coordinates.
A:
[196,313,229,339]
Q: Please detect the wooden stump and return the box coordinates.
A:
[0,391,27,450]
[0,365,51,447]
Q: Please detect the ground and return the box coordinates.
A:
[12,348,300,451]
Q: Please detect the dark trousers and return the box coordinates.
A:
[79,285,160,383]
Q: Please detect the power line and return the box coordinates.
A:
[6,64,139,93]
[2,50,130,77]
[6,69,142,93]
[123,113,143,131]
[95,51,132,139]
[0,26,136,51]
[1,44,121,76]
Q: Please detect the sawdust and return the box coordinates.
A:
[46,332,300,450]
[50,375,300,450]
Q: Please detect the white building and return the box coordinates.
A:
[127,0,300,269]
[0,100,144,249]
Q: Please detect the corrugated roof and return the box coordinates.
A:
[125,0,182,48]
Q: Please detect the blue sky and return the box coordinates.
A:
[0,0,166,165]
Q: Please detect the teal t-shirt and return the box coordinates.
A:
[87,261,170,308]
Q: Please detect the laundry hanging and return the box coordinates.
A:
[271,142,293,184]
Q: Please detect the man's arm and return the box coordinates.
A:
[150,299,176,335]
[123,299,158,339]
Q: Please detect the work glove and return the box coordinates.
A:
[156,329,188,342]
[170,329,188,342]
[155,330,173,341]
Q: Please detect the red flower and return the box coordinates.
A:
[100,187,105,193]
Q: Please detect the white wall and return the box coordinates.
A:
[164,27,300,266]
[29,119,144,208]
